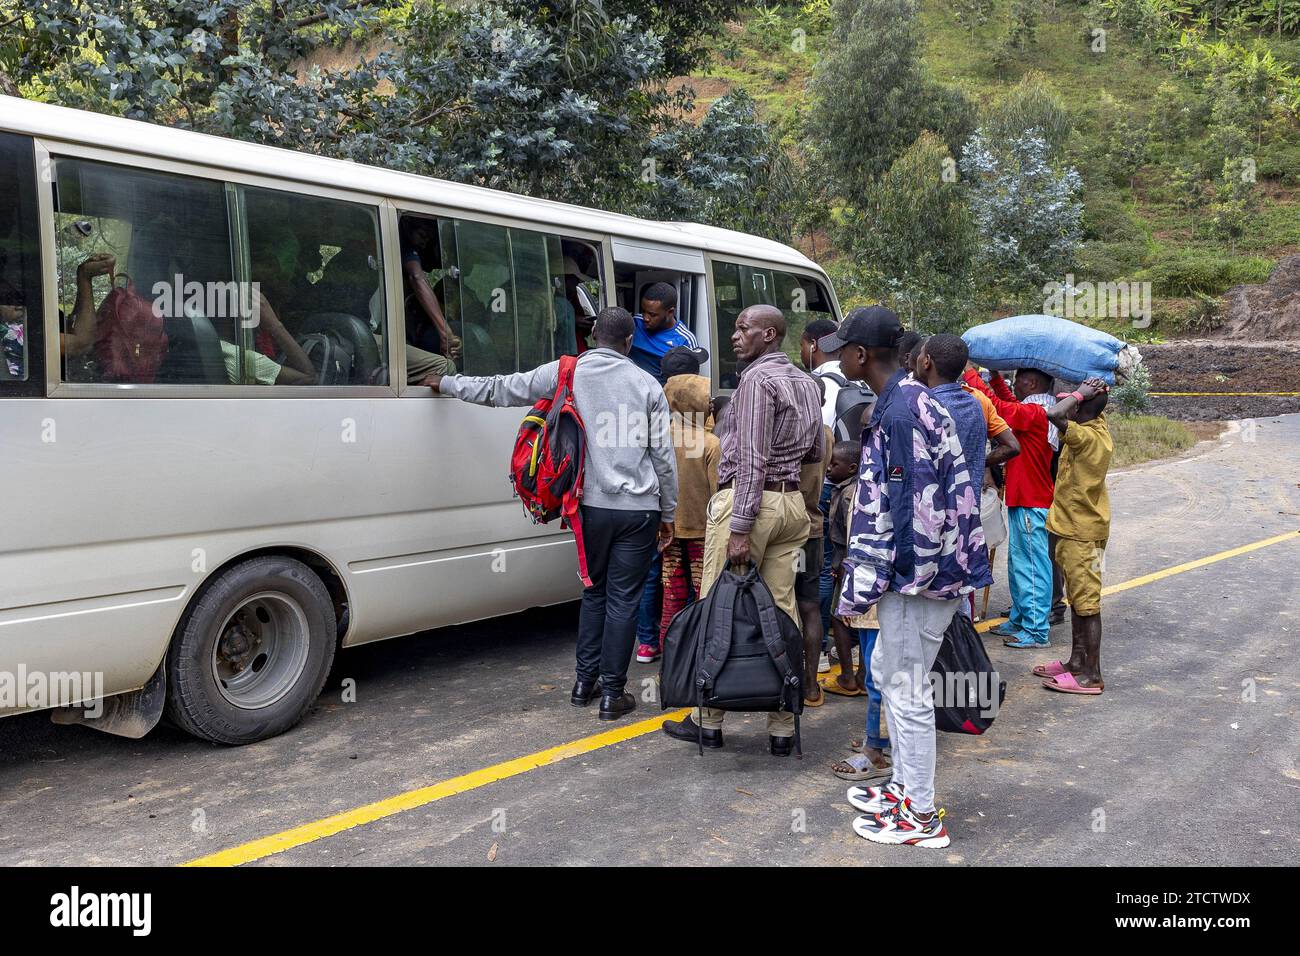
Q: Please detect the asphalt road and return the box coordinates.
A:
[2,415,1298,867]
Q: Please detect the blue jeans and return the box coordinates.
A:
[1007,506,1051,643]
[635,551,663,648]
[858,627,888,751]
[818,481,835,645]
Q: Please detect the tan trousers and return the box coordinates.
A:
[373,334,456,381]
[694,487,808,737]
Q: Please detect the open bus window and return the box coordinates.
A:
[712,260,835,388]
[0,133,42,386]
[402,212,602,378]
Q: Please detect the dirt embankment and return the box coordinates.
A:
[1142,341,1300,421]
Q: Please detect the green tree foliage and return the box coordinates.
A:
[844,131,977,331]
[647,89,799,240]
[808,0,975,201]
[510,0,745,75]
[961,127,1086,304]
[2,1,794,238]
[1208,156,1261,252]
[982,72,1074,157]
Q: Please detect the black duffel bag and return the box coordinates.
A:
[932,611,1007,735]
[660,564,804,754]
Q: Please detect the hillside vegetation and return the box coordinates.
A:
[694,0,1300,339]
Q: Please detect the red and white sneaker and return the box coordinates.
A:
[847,779,904,814]
[636,643,662,664]
[853,799,950,848]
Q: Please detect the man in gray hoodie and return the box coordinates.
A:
[425,307,678,721]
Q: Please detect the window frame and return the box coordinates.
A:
[702,252,842,393]
[393,198,612,396]
[35,138,399,399]
[0,132,46,397]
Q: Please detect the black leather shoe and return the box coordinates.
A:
[661,715,723,749]
[598,692,636,721]
[570,679,601,707]
[1049,605,1067,626]
[770,735,793,757]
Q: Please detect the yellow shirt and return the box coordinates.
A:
[1046,414,1113,541]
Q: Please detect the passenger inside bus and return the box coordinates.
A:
[58,251,116,362]
[400,216,460,378]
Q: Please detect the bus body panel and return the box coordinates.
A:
[0,395,579,712]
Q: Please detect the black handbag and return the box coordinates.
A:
[660,564,805,754]
[932,612,1007,734]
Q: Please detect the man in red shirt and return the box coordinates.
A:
[962,365,1056,647]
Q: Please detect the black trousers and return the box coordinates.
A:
[576,506,660,694]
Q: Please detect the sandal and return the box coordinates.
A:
[1042,673,1103,695]
[832,752,892,782]
[819,677,865,697]
[1032,660,1070,678]
[804,686,825,708]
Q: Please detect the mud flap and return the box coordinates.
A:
[50,662,166,739]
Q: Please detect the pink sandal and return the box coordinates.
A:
[1041,673,1103,695]
[1033,660,1069,678]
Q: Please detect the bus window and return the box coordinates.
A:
[0,133,42,390]
[711,260,835,387]
[52,157,235,385]
[241,185,386,385]
[427,216,603,376]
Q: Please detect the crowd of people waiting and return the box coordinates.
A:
[426,298,1115,851]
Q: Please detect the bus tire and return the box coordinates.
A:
[165,555,337,745]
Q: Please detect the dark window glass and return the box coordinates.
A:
[0,133,43,391]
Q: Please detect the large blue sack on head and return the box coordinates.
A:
[962,314,1135,385]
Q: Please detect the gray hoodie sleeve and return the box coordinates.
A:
[648,389,679,523]
[440,361,560,407]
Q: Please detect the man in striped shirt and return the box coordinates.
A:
[661,304,823,756]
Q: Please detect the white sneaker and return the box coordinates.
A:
[853,800,951,848]
[847,778,904,814]
[817,653,831,674]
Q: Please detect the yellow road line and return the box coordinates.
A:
[184,527,1300,868]
[1150,391,1300,397]
[1100,529,1299,597]
[185,708,691,867]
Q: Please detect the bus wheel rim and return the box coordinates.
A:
[211,591,312,710]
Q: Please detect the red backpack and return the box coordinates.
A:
[510,354,591,585]
[94,275,168,383]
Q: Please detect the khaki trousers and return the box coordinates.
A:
[694,487,808,737]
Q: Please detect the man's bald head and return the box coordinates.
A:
[732,304,788,365]
[740,304,787,342]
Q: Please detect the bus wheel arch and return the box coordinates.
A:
[164,549,343,745]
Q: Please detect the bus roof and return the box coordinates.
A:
[1,95,821,274]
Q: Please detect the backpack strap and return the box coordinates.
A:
[816,369,849,388]
[750,573,802,702]
[557,353,578,390]
[555,353,591,586]
[699,567,744,685]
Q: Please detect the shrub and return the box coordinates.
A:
[1110,363,1151,417]
[1076,240,1149,281]
[1137,254,1273,297]
[1081,190,1148,243]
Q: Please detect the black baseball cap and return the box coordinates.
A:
[818,306,904,352]
[661,345,710,378]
